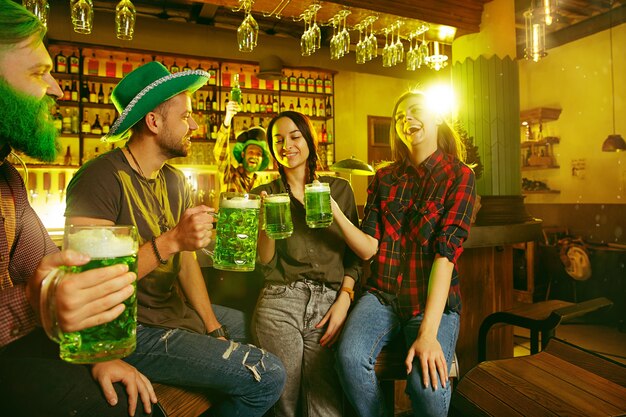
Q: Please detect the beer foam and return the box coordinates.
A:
[221,197,260,209]
[265,195,290,204]
[67,228,137,258]
[305,182,329,192]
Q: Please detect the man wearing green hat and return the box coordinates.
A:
[214,101,271,193]
[0,1,157,416]
[65,61,285,417]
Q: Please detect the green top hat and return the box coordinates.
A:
[102,61,210,142]
[233,126,270,171]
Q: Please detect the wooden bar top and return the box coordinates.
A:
[451,338,626,416]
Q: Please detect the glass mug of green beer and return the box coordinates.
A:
[40,225,138,364]
[304,181,333,228]
[264,193,293,239]
[213,192,260,271]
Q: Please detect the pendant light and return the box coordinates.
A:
[602,0,625,152]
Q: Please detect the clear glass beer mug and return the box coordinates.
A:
[263,193,293,239]
[304,180,333,228]
[40,225,138,364]
[209,192,261,271]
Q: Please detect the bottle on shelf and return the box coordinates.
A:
[272,96,279,113]
[265,95,272,113]
[61,109,71,134]
[62,81,71,101]
[70,80,78,101]
[106,87,113,104]
[324,75,332,94]
[81,110,91,134]
[317,99,325,118]
[89,83,97,103]
[80,80,89,103]
[102,113,111,134]
[204,93,210,111]
[289,100,294,111]
[71,109,79,134]
[325,97,332,118]
[170,61,180,73]
[231,73,242,104]
[254,95,261,113]
[222,66,231,87]
[320,124,328,143]
[244,96,251,113]
[87,53,99,76]
[211,92,218,111]
[182,62,192,71]
[315,74,323,93]
[210,125,218,140]
[207,65,217,85]
[122,57,133,77]
[296,97,302,113]
[251,69,260,89]
[53,108,62,132]
[298,73,306,93]
[105,55,117,78]
[64,146,72,166]
[289,72,297,92]
[280,73,288,91]
[223,93,230,111]
[311,100,317,117]
[197,93,205,111]
[307,73,315,93]
[303,100,310,117]
[280,100,286,112]
[69,51,80,74]
[91,114,103,135]
[238,68,246,88]
[55,50,67,73]
[97,84,104,104]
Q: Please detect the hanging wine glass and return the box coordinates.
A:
[23,0,49,27]
[237,12,258,52]
[115,0,136,41]
[382,29,391,67]
[71,0,94,34]
[311,7,321,51]
[394,25,404,64]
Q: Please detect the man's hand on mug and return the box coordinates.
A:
[167,205,215,252]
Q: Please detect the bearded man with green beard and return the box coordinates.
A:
[0,1,157,416]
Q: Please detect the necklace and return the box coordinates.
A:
[125,144,170,233]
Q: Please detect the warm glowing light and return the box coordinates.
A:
[425,85,455,116]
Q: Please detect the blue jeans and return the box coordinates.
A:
[252,280,343,417]
[336,292,459,417]
[124,305,286,417]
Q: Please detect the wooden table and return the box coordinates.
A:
[451,338,626,416]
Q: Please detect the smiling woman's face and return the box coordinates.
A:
[271,116,310,169]
[394,94,439,150]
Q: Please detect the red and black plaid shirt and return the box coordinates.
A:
[361,149,475,320]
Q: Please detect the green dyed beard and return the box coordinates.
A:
[0,78,59,162]
[243,159,260,173]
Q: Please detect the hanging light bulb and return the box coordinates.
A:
[602,0,625,152]
[542,0,557,26]
[426,41,448,71]
[115,0,136,41]
[524,8,547,62]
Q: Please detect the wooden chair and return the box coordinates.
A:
[478,297,613,362]
[153,384,211,417]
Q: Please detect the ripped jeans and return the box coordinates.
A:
[124,306,286,417]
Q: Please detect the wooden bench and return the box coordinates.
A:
[153,384,211,417]
[451,338,626,416]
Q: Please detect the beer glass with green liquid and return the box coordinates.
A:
[264,193,293,239]
[41,225,138,364]
[213,192,260,271]
[304,181,333,228]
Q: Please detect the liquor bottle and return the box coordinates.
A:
[106,87,113,104]
[324,75,332,94]
[223,93,230,111]
[71,109,79,134]
[238,68,247,88]
[97,84,104,104]
[205,93,210,111]
[222,66,231,87]
[298,73,306,92]
[102,113,111,134]
[251,69,260,89]
[265,95,272,113]
[207,65,217,86]
[311,101,317,117]
[55,50,67,73]
[197,93,205,111]
[61,109,71,133]
[231,74,242,104]
[122,57,133,77]
[52,108,62,132]
[89,83,97,103]
[289,72,297,92]
[265,79,275,91]
[80,80,89,103]
[246,96,252,113]
[280,73,288,91]
[307,73,315,93]
[91,114,103,135]
[258,95,265,113]
[70,80,78,102]
[296,97,302,113]
[211,92,218,111]
[315,74,323,93]
[182,62,192,71]
[69,51,80,74]
[272,96,279,113]
[62,81,71,101]
[280,100,286,112]
[326,97,332,118]
[170,61,180,73]
[317,99,325,118]
[63,146,72,165]
[303,100,310,117]
[81,110,91,134]
[87,53,99,76]
[210,125,218,140]
[105,55,116,78]
[254,95,260,113]
[289,100,294,111]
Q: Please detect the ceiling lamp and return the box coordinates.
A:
[524,8,547,62]
[541,0,557,26]
[426,41,448,71]
[115,0,136,41]
[602,0,624,152]
[22,0,48,27]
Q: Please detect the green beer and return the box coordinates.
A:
[59,226,138,363]
[214,193,260,271]
[304,182,332,228]
[264,194,293,239]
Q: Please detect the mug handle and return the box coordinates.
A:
[39,268,67,343]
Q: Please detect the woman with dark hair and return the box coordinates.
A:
[251,111,361,417]
[333,90,476,417]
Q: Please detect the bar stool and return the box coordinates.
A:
[152,383,211,417]
[478,297,613,362]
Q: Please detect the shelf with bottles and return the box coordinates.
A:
[520,107,561,170]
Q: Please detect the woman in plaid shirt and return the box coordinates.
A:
[334,90,476,417]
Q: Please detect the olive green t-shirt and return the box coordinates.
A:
[251,176,362,288]
[65,148,206,334]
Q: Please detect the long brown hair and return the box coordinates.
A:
[390,90,466,163]
[266,111,319,193]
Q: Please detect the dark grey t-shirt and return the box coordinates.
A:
[65,148,205,333]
